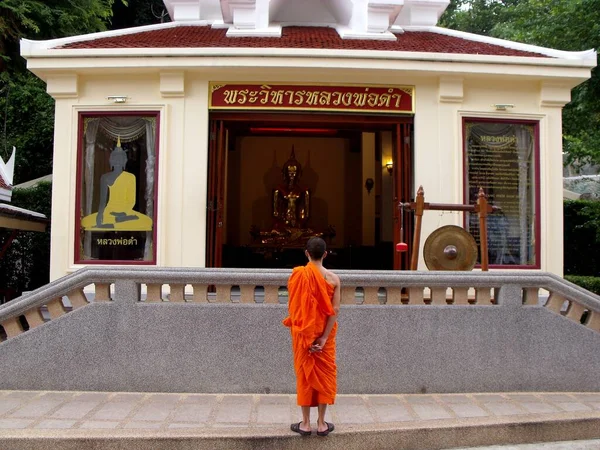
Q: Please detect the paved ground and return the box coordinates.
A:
[449,442,600,449]
[1,390,600,433]
[1,390,600,450]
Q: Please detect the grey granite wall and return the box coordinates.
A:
[1,298,599,393]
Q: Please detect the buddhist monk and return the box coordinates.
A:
[283,237,341,437]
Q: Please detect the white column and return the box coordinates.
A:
[181,78,210,267]
[540,82,571,276]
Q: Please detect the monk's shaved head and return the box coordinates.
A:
[306,237,326,260]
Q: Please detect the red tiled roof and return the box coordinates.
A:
[59,26,547,58]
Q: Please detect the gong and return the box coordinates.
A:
[423,225,478,271]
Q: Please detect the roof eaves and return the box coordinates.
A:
[20,21,207,58]
[426,26,597,62]
[19,46,596,70]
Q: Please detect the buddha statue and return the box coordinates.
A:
[81,137,153,232]
[250,147,335,247]
[273,148,310,230]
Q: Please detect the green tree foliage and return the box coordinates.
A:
[0,0,127,68]
[0,73,54,183]
[111,0,169,30]
[563,200,600,276]
[0,0,129,184]
[440,0,600,166]
[0,182,51,298]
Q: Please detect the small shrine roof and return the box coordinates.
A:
[57,26,548,58]
[0,204,47,221]
[0,174,10,190]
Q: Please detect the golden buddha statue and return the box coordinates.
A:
[273,148,310,230]
[81,137,152,232]
[251,147,334,247]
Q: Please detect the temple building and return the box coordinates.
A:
[19,0,596,279]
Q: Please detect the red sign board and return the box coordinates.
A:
[209,83,415,114]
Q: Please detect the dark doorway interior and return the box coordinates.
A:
[207,113,413,270]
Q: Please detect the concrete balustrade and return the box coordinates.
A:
[0,267,600,393]
[2,268,600,343]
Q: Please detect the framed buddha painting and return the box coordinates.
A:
[75,112,160,264]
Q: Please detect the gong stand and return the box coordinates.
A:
[400,186,499,271]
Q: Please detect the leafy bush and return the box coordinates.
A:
[565,276,600,296]
[0,181,51,298]
[564,200,600,276]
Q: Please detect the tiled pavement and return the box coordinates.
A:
[1,390,600,433]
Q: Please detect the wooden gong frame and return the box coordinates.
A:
[400,186,500,271]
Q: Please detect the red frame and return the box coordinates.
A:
[207,112,414,270]
[462,117,541,269]
[74,111,160,265]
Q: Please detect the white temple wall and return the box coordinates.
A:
[49,68,567,279]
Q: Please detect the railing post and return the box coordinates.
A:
[364,287,379,305]
[113,280,140,304]
[495,284,522,307]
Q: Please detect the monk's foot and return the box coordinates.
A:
[291,422,311,436]
[316,421,334,436]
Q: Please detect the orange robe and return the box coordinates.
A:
[283,262,337,406]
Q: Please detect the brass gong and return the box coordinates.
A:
[423,225,478,271]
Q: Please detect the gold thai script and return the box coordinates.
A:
[480,135,517,143]
[220,87,405,109]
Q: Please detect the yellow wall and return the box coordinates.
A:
[47,67,574,279]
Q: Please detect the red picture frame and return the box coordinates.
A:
[74,111,160,265]
[462,117,541,269]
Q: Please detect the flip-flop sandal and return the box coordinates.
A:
[290,422,311,436]
[317,421,335,436]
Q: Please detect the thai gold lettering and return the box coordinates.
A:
[332,92,343,106]
[269,90,284,105]
[378,92,391,108]
[352,92,368,107]
[248,90,259,103]
[367,93,379,107]
[237,89,249,105]
[223,89,238,104]
[259,90,270,104]
[341,92,353,106]
[305,91,319,105]
[285,90,296,104]
[294,90,306,105]
[319,91,332,105]
[221,85,411,111]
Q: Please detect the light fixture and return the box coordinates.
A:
[385,160,393,175]
[365,178,374,195]
[492,103,514,111]
[107,95,128,104]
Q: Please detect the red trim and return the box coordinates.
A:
[462,117,541,269]
[249,127,338,135]
[74,111,160,265]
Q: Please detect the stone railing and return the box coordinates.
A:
[1,267,600,342]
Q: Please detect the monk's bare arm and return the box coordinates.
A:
[314,271,341,348]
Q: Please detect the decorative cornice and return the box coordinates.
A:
[540,82,571,108]
[160,72,186,97]
[438,76,463,103]
[46,74,78,99]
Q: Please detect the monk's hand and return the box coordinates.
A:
[310,337,327,353]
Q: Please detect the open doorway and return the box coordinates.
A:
[207,113,413,270]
